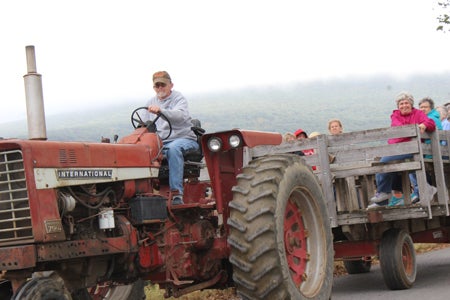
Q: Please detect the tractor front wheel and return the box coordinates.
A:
[11,276,71,300]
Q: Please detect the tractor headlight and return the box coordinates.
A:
[229,134,242,148]
[207,137,223,152]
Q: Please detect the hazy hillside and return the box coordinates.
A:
[2,73,450,142]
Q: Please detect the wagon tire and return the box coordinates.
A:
[379,228,416,290]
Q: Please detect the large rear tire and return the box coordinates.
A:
[227,155,333,299]
[379,228,416,290]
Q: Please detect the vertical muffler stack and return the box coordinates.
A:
[23,45,47,140]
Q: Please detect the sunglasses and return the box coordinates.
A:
[153,83,167,88]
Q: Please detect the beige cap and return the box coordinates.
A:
[153,71,172,85]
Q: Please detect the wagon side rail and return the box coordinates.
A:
[421,130,450,214]
[327,125,426,211]
[250,125,448,226]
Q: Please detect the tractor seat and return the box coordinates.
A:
[158,119,205,180]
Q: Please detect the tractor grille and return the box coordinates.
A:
[0,150,33,244]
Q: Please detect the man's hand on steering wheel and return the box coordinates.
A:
[130,107,172,140]
[148,105,161,115]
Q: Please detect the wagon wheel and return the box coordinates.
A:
[228,154,333,299]
[379,228,416,290]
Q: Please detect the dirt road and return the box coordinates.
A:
[332,246,450,299]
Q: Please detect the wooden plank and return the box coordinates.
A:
[337,207,430,225]
[360,175,374,208]
[415,131,432,218]
[335,179,346,212]
[315,134,338,227]
[251,137,320,157]
[420,130,450,158]
[335,176,374,211]
[332,161,421,178]
[327,124,418,146]
[330,141,420,164]
[328,138,417,153]
[429,131,449,213]
[331,161,372,172]
[401,171,412,205]
[345,177,360,211]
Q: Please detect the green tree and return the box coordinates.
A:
[437,1,450,31]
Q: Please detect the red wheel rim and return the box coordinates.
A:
[284,197,308,286]
[402,241,414,276]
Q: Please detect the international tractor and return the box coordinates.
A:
[11,45,448,300]
[0,46,334,299]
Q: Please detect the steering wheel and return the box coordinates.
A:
[131,106,172,140]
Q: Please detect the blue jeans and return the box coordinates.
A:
[162,138,199,195]
[375,154,413,193]
[408,173,419,196]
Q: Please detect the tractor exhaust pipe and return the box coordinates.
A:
[23,45,47,140]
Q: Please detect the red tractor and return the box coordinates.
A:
[0,47,333,299]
